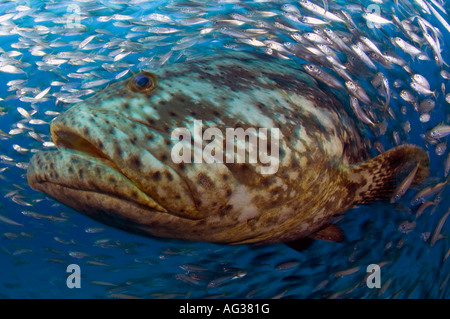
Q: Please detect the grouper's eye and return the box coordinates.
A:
[128,72,158,93]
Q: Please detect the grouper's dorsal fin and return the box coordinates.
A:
[349,145,429,205]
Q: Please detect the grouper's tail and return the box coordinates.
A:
[349,145,429,205]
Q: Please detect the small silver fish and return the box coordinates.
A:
[299,0,344,23]
[29,119,48,125]
[302,64,345,90]
[428,124,450,139]
[141,13,174,24]
[301,16,329,25]
[435,142,447,156]
[415,200,437,218]
[17,107,31,119]
[410,82,436,97]
[372,72,390,108]
[238,38,265,47]
[430,210,449,246]
[81,79,111,89]
[0,65,25,74]
[113,51,131,62]
[393,131,401,145]
[390,162,420,203]
[220,28,248,39]
[418,99,435,114]
[111,14,133,21]
[398,220,416,234]
[412,74,431,90]
[303,32,329,44]
[414,0,432,14]
[229,13,256,24]
[275,261,300,271]
[115,69,129,80]
[345,80,371,105]
[361,13,392,25]
[349,97,375,126]
[423,32,446,67]
[428,2,450,33]
[0,214,23,226]
[34,87,51,100]
[323,28,351,52]
[400,90,417,103]
[282,12,303,24]
[0,13,15,23]
[360,36,384,57]
[147,27,180,34]
[333,266,360,278]
[411,180,448,206]
[419,113,431,123]
[392,37,422,57]
[440,70,450,80]
[429,0,447,14]
[281,4,300,15]
[13,144,29,155]
[78,35,96,49]
[445,153,450,177]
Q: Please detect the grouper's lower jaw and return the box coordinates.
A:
[27,149,252,243]
[27,148,172,232]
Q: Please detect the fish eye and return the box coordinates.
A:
[128,72,158,93]
[346,81,355,89]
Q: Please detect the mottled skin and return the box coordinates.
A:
[27,52,429,244]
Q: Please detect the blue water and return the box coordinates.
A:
[0,0,449,298]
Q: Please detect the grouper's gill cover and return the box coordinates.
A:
[27,52,429,244]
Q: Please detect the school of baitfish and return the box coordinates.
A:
[0,0,449,298]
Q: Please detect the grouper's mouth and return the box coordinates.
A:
[27,123,170,218]
[51,128,119,177]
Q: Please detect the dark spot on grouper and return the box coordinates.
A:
[26,52,429,245]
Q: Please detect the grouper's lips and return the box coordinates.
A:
[27,125,168,215]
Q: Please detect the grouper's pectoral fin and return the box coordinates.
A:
[308,224,345,242]
[285,224,344,252]
[285,238,313,252]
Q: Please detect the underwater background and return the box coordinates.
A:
[0,0,449,298]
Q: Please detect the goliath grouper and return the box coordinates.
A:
[27,52,429,244]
